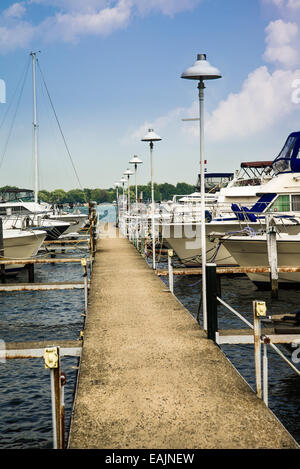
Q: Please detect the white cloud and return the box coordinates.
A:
[47,0,132,42]
[0,0,203,51]
[264,19,300,67]
[0,22,35,52]
[205,66,300,140]
[3,2,26,18]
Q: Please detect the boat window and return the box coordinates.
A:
[266,195,290,212]
[291,195,300,211]
[273,136,297,174]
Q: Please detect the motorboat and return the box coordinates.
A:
[1,227,47,274]
[159,161,276,266]
[220,231,300,288]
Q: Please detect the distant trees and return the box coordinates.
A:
[0,182,196,205]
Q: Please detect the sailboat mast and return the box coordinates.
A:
[31,52,39,204]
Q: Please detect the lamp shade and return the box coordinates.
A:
[129,155,143,165]
[114,182,120,187]
[141,128,162,142]
[120,177,127,183]
[124,168,134,177]
[181,54,221,80]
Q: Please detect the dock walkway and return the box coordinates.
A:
[69,233,298,449]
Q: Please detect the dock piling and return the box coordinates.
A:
[167,249,174,294]
[206,263,218,342]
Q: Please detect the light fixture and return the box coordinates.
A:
[129,155,143,205]
[181,54,221,331]
[141,128,162,270]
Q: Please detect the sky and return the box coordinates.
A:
[0,0,300,191]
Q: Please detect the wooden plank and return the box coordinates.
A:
[0,281,86,292]
[0,340,82,359]
[156,266,300,276]
[217,329,300,345]
[0,258,88,265]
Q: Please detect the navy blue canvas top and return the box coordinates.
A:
[197,173,234,179]
[272,132,300,174]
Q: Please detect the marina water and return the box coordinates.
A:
[0,204,299,448]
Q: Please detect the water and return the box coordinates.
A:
[0,203,299,447]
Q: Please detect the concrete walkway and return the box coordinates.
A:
[69,233,298,449]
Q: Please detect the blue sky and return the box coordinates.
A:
[0,0,300,191]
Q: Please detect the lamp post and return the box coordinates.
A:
[181,54,221,331]
[120,176,127,213]
[114,182,120,227]
[129,155,143,206]
[123,169,134,238]
[123,168,134,212]
[141,128,162,270]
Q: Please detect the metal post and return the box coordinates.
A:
[266,217,278,298]
[263,341,269,406]
[253,301,266,399]
[206,263,218,342]
[31,52,39,204]
[168,249,174,294]
[150,141,156,270]
[81,259,88,315]
[0,218,5,283]
[44,346,62,449]
[198,79,207,330]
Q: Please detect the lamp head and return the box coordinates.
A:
[129,155,143,165]
[123,168,134,177]
[141,128,162,142]
[181,54,222,80]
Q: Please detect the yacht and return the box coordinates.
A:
[217,131,300,285]
[1,227,47,274]
[159,161,276,266]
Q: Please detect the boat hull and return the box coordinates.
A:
[222,235,300,287]
[2,229,47,273]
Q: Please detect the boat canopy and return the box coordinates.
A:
[272,132,300,175]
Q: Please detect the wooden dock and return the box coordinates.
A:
[68,233,299,449]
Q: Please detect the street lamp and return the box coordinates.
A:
[141,128,162,270]
[123,168,134,213]
[129,155,143,205]
[120,177,127,214]
[181,53,221,331]
[114,182,120,227]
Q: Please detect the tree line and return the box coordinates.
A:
[0,182,196,204]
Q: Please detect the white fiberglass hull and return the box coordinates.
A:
[2,229,47,273]
[160,220,300,267]
[222,233,300,286]
[49,214,88,235]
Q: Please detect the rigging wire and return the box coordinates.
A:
[0,56,31,134]
[36,58,85,197]
[0,57,31,171]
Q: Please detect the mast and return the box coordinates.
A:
[31,52,39,203]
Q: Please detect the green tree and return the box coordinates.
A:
[50,189,68,204]
[38,190,52,203]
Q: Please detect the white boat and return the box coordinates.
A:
[159,162,276,266]
[0,200,71,240]
[161,132,300,266]
[215,131,300,286]
[2,228,47,274]
[220,232,300,287]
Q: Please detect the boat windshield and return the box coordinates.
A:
[273,136,297,175]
